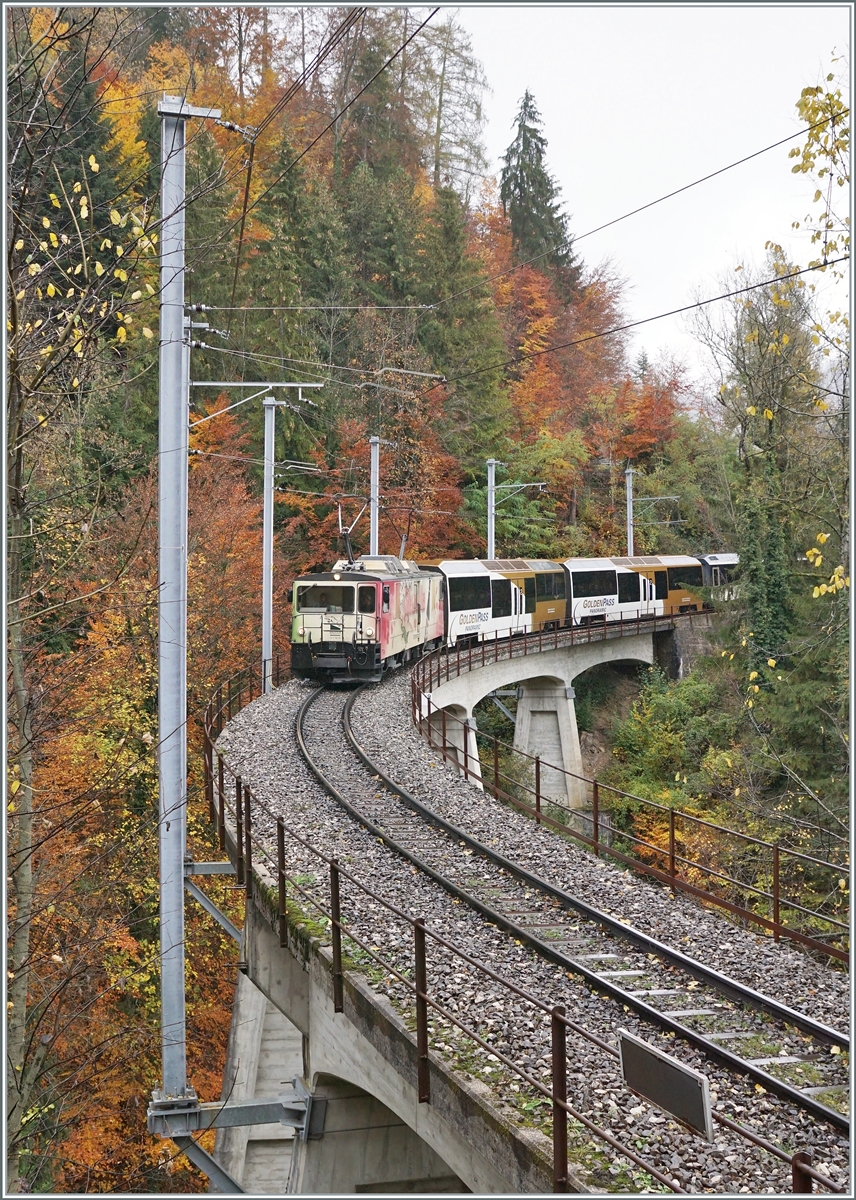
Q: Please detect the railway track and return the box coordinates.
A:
[296,682,849,1139]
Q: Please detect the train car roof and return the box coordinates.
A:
[419,558,562,573]
[697,552,740,566]
[563,557,627,571]
[609,555,701,568]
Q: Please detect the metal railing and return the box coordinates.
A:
[200,669,844,1195]
[411,631,849,963]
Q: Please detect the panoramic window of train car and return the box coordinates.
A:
[358,585,376,614]
[523,576,536,613]
[382,585,390,613]
[617,573,640,604]
[552,572,566,598]
[571,569,617,597]
[297,584,355,613]
[448,576,491,610]
[668,565,704,590]
[491,578,512,618]
[655,571,668,600]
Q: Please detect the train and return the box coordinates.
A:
[289,551,738,682]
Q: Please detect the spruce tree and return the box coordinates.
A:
[499,90,579,286]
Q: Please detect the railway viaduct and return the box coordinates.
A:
[209,615,715,1193]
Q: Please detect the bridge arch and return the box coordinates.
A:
[422,632,656,811]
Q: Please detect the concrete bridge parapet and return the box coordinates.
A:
[211,848,576,1194]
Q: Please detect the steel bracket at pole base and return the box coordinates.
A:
[147,1077,326,1140]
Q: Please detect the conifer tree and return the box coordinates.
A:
[499,90,579,287]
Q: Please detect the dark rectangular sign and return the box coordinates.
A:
[618,1028,713,1141]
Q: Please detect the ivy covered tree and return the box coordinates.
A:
[499,90,580,287]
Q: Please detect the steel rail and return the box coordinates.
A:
[324,689,850,1135]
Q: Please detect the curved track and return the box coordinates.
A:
[295,683,849,1138]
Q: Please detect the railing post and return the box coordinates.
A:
[551,1006,568,1193]
[217,755,225,851]
[331,859,344,1013]
[426,695,433,749]
[669,808,676,892]
[791,1150,813,1194]
[592,780,600,857]
[227,681,233,722]
[414,918,430,1103]
[243,783,252,899]
[277,818,287,947]
[535,756,541,825]
[463,717,469,780]
[773,844,780,942]
[441,708,447,764]
[493,736,500,799]
[482,636,485,666]
[235,776,245,886]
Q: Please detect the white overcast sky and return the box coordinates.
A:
[454,2,851,384]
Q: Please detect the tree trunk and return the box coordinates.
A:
[6,504,37,1193]
[432,43,447,190]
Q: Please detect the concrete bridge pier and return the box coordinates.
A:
[428,705,483,791]
[512,677,586,812]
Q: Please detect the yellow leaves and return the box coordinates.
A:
[816,532,829,544]
[806,546,822,565]
[42,216,51,228]
[763,408,774,420]
[752,685,760,694]
[838,879,848,892]
[745,405,757,416]
[781,333,789,345]
[110,209,122,226]
[49,232,58,248]
[50,192,60,208]
[115,325,127,342]
[79,203,89,220]
[72,377,80,388]
[88,154,100,173]
[100,238,112,251]
[114,268,128,282]
[131,289,142,300]
[115,244,124,258]
[14,239,24,250]
[72,181,82,193]
[749,671,758,681]
[744,328,759,344]
[46,282,56,297]
[145,283,155,295]
[66,287,74,298]
[27,263,41,275]
[94,262,105,277]
[142,327,154,339]
[51,953,64,964]
[767,658,776,668]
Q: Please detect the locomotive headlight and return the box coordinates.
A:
[333,572,341,580]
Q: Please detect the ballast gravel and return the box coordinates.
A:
[218,676,850,1195]
[350,669,850,1036]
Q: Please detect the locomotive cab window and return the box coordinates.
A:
[297,584,355,613]
[617,573,640,604]
[382,585,390,613]
[358,585,376,614]
[491,578,512,618]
